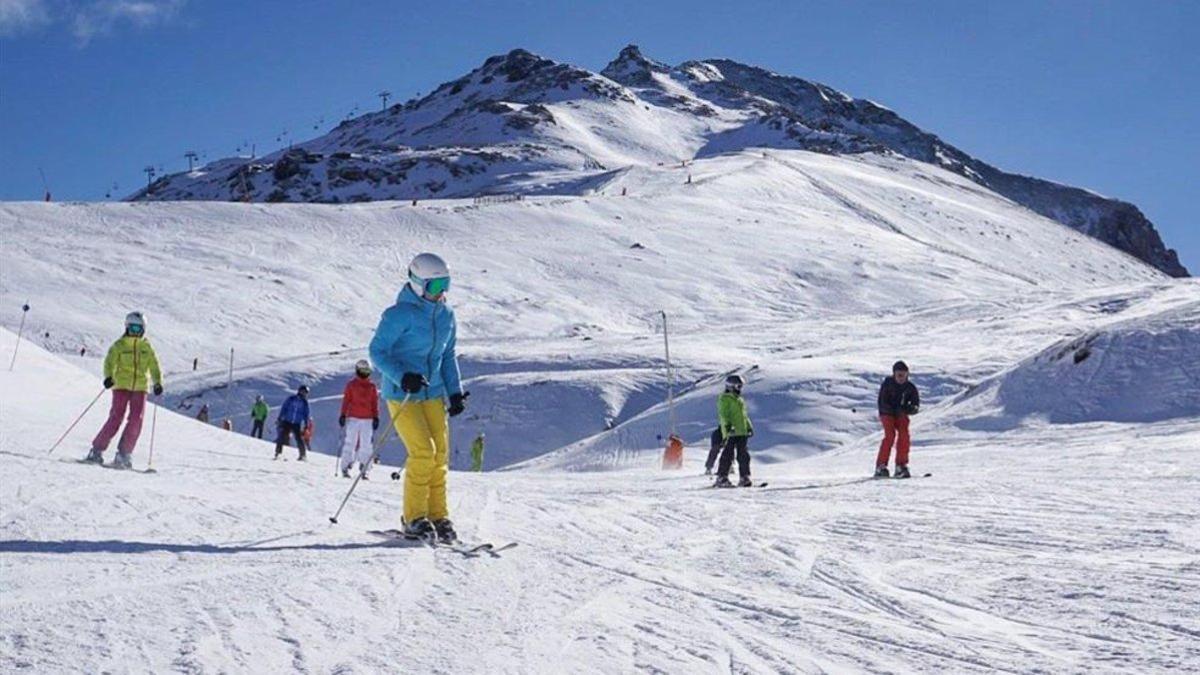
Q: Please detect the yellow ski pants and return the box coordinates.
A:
[389,398,450,523]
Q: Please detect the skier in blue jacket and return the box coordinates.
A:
[274,385,311,461]
[369,252,467,543]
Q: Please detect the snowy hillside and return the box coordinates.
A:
[3,299,1198,672]
[129,46,1188,277]
[0,149,1170,467]
[3,126,1200,671]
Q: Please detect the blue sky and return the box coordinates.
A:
[2,0,1196,271]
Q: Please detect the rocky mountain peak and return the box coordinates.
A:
[601,44,670,85]
[128,46,1187,276]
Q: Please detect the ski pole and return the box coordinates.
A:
[145,402,159,473]
[9,303,30,372]
[47,388,106,455]
[329,394,405,524]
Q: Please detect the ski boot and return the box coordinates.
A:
[713,475,734,488]
[341,468,351,478]
[111,452,133,470]
[894,464,911,479]
[297,453,307,462]
[433,518,458,544]
[873,465,890,479]
[704,467,713,476]
[273,450,282,461]
[401,517,435,541]
[360,473,369,481]
[738,475,754,488]
[82,448,105,464]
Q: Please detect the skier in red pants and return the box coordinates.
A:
[85,311,163,469]
[875,360,919,479]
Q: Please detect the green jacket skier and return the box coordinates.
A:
[250,395,269,439]
[714,374,754,487]
[470,433,485,472]
[718,389,752,439]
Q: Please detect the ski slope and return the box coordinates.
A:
[2,313,1198,672]
[0,150,1167,466]
[2,147,1199,672]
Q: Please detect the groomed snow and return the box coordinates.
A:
[2,319,1198,672]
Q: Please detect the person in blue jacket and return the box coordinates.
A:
[369,252,467,543]
[274,385,311,461]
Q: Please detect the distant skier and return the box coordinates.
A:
[714,374,754,487]
[470,432,485,472]
[84,311,163,469]
[196,404,210,423]
[875,360,920,479]
[303,418,315,455]
[339,359,380,478]
[274,385,311,461]
[250,395,269,439]
[703,427,722,476]
[369,252,467,543]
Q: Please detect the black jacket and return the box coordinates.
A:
[878,376,919,416]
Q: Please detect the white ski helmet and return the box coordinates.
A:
[408,252,450,298]
[725,374,745,392]
[124,311,146,335]
[354,359,371,375]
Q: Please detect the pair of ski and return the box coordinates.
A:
[711,481,769,489]
[73,458,157,474]
[367,529,517,557]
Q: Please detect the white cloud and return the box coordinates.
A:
[0,0,50,36]
[71,0,185,44]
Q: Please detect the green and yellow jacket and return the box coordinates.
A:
[103,335,162,392]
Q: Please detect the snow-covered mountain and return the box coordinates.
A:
[4,74,1199,670]
[130,45,1188,277]
[2,149,1176,467]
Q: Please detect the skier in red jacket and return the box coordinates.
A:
[339,359,381,478]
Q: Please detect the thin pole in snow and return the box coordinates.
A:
[661,310,677,436]
[225,348,234,429]
[9,303,30,371]
[47,388,106,455]
[146,403,159,472]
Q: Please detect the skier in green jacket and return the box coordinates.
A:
[470,432,485,472]
[714,374,754,488]
[250,395,269,439]
[85,311,163,468]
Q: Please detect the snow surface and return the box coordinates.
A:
[2,146,1198,672]
[2,311,1198,672]
[0,150,1169,466]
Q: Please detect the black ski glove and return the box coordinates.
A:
[372,417,380,430]
[338,415,346,427]
[400,372,428,394]
[448,391,469,417]
[748,427,754,437]
[103,377,114,389]
[153,383,163,396]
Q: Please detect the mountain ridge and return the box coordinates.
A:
[130,45,1187,277]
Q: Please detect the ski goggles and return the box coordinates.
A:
[127,323,145,336]
[422,276,451,296]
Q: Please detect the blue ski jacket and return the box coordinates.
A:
[369,284,463,403]
[278,394,311,425]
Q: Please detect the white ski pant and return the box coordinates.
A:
[339,418,375,474]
